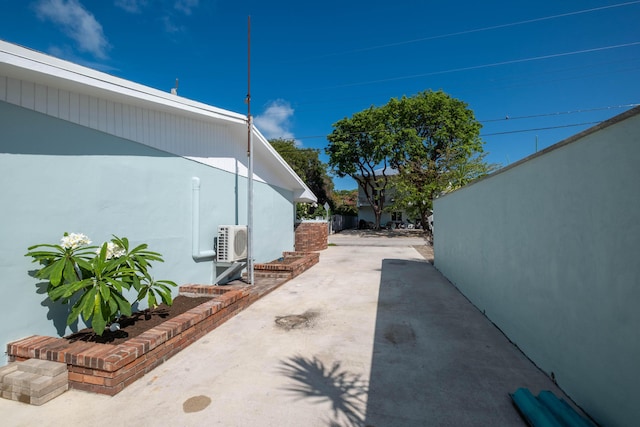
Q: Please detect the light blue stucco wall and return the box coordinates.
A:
[434,111,640,427]
[0,101,295,362]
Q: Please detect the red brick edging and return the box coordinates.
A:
[253,251,319,280]
[7,251,319,396]
[294,222,328,252]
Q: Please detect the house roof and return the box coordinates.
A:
[0,39,316,203]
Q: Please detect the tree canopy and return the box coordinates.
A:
[269,138,335,217]
[325,106,395,228]
[332,189,358,216]
[326,90,496,229]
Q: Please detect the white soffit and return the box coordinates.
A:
[0,40,245,125]
[0,40,317,202]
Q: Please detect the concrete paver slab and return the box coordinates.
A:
[0,234,573,426]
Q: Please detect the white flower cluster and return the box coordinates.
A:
[97,241,126,259]
[60,233,91,250]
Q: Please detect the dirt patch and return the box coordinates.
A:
[384,322,416,346]
[275,310,320,330]
[183,395,212,413]
[269,256,305,265]
[64,295,213,346]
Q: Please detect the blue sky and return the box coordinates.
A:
[1,0,639,190]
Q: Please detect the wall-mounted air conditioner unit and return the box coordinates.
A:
[217,225,248,263]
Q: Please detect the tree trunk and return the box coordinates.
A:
[373,205,382,229]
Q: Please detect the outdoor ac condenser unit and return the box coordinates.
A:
[217,225,248,263]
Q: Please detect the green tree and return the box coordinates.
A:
[386,90,497,228]
[332,189,358,216]
[270,138,334,218]
[326,106,394,229]
[327,90,495,230]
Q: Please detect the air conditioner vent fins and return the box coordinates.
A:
[217,225,248,263]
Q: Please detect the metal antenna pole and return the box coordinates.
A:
[246,15,254,285]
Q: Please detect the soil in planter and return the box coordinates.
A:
[64,296,213,346]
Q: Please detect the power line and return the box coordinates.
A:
[283,121,606,141]
[299,1,640,60]
[480,104,640,123]
[481,122,601,137]
[270,103,639,141]
[318,41,640,90]
[283,58,640,114]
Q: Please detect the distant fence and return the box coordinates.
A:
[330,214,358,233]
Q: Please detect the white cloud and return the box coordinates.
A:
[161,15,183,33]
[114,0,148,13]
[174,0,199,15]
[35,0,110,59]
[254,100,298,143]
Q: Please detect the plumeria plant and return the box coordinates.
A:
[26,233,177,336]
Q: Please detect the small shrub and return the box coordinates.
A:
[26,233,177,335]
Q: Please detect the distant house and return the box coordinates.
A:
[0,40,315,362]
[356,169,412,229]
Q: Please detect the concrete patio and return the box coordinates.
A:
[0,231,584,426]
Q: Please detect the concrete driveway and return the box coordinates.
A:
[0,232,573,426]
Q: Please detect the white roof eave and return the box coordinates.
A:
[0,39,318,203]
[251,126,317,203]
[0,40,246,125]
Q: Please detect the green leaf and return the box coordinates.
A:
[63,259,78,283]
[111,291,132,316]
[49,259,66,286]
[75,258,93,272]
[147,291,157,309]
[129,275,140,291]
[107,277,125,292]
[91,294,107,336]
[81,287,97,320]
[99,282,110,301]
[156,279,178,289]
[48,284,69,301]
[34,262,57,281]
[158,288,173,306]
[136,286,148,302]
[107,297,118,316]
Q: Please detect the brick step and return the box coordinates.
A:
[0,359,68,405]
[251,271,293,279]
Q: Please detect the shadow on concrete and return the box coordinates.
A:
[362,258,568,426]
[278,355,369,427]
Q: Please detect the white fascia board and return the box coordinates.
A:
[295,189,318,203]
[0,40,246,125]
[251,126,317,203]
[0,40,318,203]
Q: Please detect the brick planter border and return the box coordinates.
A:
[7,251,319,396]
[294,222,328,252]
[253,251,319,280]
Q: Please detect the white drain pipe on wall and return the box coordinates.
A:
[191,177,216,261]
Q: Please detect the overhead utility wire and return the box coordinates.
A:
[308,1,640,59]
[322,41,640,90]
[286,103,640,140]
[287,120,608,141]
[480,104,640,122]
[291,59,640,111]
[481,122,601,136]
